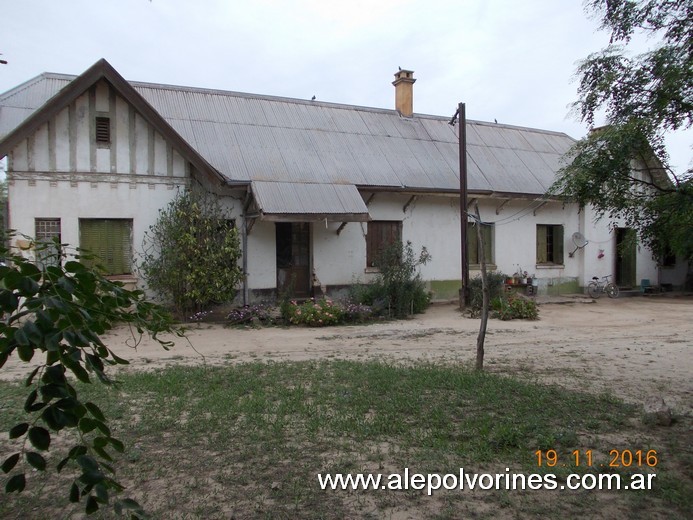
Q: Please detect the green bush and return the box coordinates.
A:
[139,190,242,317]
[469,272,539,320]
[468,271,507,312]
[351,241,431,318]
[493,294,539,321]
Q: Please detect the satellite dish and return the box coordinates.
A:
[569,232,589,257]
[572,232,588,248]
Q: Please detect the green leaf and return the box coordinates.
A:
[22,321,43,344]
[19,262,42,280]
[109,437,125,453]
[5,473,26,493]
[2,270,23,290]
[16,343,34,362]
[85,402,106,422]
[9,423,29,439]
[69,445,88,459]
[1,453,20,474]
[93,446,113,462]
[28,426,51,451]
[57,456,71,473]
[80,470,105,486]
[25,366,41,387]
[93,419,111,437]
[40,383,69,400]
[107,349,130,365]
[79,418,97,434]
[18,276,40,297]
[14,329,29,347]
[76,454,99,473]
[69,482,80,502]
[64,261,86,273]
[69,362,91,384]
[25,451,47,471]
[94,482,109,504]
[42,364,67,384]
[85,495,99,514]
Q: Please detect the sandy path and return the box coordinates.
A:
[3,296,691,414]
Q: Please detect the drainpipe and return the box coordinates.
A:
[242,218,248,306]
[241,190,251,306]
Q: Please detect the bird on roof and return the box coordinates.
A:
[311,95,316,101]
[398,66,402,71]
[494,118,498,124]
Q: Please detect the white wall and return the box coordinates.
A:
[579,205,659,287]
[245,220,277,290]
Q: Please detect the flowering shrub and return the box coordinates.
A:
[226,303,274,325]
[286,298,343,327]
[228,299,374,327]
[188,310,213,322]
[341,302,375,323]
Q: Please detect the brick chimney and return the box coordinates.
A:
[392,69,416,117]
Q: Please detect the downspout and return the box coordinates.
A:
[241,190,251,307]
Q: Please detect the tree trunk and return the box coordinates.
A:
[475,203,490,371]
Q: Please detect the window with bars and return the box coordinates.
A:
[468,221,494,266]
[536,224,564,265]
[35,218,61,268]
[366,221,402,267]
[79,219,133,275]
[95,116,111,145]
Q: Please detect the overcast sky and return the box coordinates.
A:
[1,0,690,176]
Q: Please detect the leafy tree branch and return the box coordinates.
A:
[1,236,184,517]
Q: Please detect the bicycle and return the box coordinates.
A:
[587,275,619,299]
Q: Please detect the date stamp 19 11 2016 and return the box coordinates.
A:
[535,449,658,469]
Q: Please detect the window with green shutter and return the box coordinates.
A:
[79,219,133,275]
[536,224,564,265]
[468,221,494,266]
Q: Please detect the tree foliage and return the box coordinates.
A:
[1,235,182,517]
[139,190,243,317]
[553,0,692,259]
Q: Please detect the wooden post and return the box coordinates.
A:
[474,202,489,371]
[458,102,469,309]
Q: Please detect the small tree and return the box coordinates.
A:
[139,190,243,317]
[1,236,182,517]
[361,240,431,318]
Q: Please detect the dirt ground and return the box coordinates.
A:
[6,295,689,415]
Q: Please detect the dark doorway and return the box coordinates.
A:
[615,227,637,288]
[276,222,311,298]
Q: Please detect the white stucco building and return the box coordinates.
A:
[0,60,683,303]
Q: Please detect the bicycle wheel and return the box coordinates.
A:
[587,282,600,298]
[605,283,619,298]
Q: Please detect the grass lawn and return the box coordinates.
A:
[1,360,690,519]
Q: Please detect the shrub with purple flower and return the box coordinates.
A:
[341,302,375,323]
[226,303,274,325]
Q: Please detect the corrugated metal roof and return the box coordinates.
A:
[252,181,369,221]
[0,70,577,197]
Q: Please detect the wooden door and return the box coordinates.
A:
[615,227,636,288]
[276,222,311,298]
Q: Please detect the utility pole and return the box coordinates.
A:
[456,102,469,308]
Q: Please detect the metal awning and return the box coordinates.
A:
[251,181,370,222]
